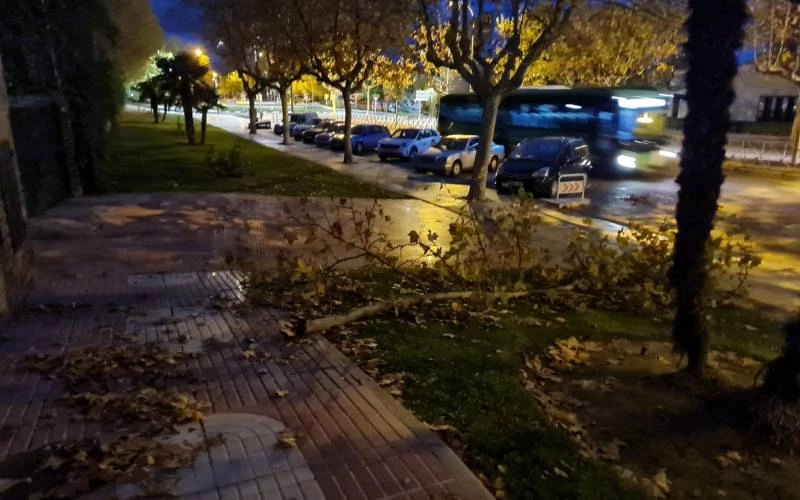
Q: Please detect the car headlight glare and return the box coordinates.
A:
[616,154,637,169]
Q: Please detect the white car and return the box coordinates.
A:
[377,128,441,161]
[415,135,505,177]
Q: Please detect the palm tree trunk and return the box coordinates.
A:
[468,93,501,201]
[200,108,208,145]
[670,0,748,375]
[150,97,159,124]
[247,93,257,135]
[342,88,354,164]
[279,86,291,146]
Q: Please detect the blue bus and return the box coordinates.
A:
[438,88,675,172]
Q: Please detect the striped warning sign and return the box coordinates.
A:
[558,180,584,195]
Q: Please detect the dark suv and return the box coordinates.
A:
[495,137,592,197]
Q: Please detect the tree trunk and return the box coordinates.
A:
[161,102,168,122]
[342,88,354,164]
[248,93,257,135]
[182,95,195,145]
[468,93,502,201]
[791,92,800,165]
[200,108,208,145]
[670,0,748,376]
[150,97,159,124]
[279,86,291,146]
[290,87,294,113]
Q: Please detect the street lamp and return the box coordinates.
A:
[194,48,204,57]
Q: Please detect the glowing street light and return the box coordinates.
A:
[194,48,204,57]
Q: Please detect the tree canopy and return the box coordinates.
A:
[525,3,685,87]
[102,0,165,81]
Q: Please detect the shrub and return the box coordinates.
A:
[206,140,245,178]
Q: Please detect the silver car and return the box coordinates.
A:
[415,135,505,177]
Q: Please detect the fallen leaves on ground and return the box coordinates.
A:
[22,344,190,393]
[0,435,215,499]
[277,430,298,449]
[65,389,208,432]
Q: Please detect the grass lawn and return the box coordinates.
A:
[340,300,786,499]
[106,113,403,198]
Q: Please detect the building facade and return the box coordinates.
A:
[671,64,799,126]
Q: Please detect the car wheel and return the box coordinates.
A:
[489,156,498,171]
[379,154,388,162]
[407,147,418,161]
[355,142,364,154]
[450,161,462,177]
[414,167,426,174]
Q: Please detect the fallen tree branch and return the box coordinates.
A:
[299,290,534,335]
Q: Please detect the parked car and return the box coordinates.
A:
[377,128,441,161]
[273,112,318,136]
[495,136,592,197]
[254,119,272,129]
[314,123,345,147]
[303,120,343,144]
[329,124,391,154]
[293,118,331,141]
[415,135,505,177]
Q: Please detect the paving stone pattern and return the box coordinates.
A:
[0,271,492,499]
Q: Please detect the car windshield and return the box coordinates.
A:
[329,125,345,134]
[438,138,470,150]
[392,129,419,139]
[512,140,562,161]
[289,114,303,122]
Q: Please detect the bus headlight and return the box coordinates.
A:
[616,154,637,169]
[658,150,678,159]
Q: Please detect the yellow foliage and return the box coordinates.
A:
[524,6,685,87]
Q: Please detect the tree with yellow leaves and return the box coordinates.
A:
[371,56,418,113]
[278,0,414,163]
[525,3,684,88]
[418,0,573,200]
[218,71,244,99]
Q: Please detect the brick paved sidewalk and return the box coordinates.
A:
[0,271,492,499]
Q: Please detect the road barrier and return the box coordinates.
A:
[555,173,587,200]
[542,173,589,208]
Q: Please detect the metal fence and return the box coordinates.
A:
[726,138,799,166]
[321,110,437,132]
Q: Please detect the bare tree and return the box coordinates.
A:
[257,26,305,145]
[418,0,573,200]
[278,0,414,163]
[192,0,269,135]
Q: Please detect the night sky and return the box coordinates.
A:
[150,0,204,46]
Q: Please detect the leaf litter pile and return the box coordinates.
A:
[523,337,800,500]
[1,343,218,499]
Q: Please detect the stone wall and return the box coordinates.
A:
[9,96,80,216]
[0,53,33,316]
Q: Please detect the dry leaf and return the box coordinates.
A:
[242,350,257,360]
[652,469,671,496]
[716,450,744,468]
[271,390,289,399]
[279,321,296,338]
[277,430,298,449]
[442,333,456,339]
